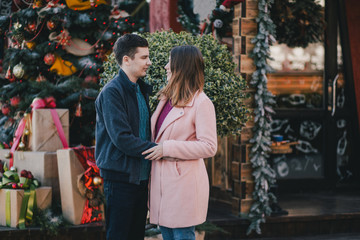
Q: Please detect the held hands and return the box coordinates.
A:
[142,144,163,160]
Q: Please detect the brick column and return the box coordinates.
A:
[231,0,258,216]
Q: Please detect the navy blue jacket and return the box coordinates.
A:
[95,69,156,184]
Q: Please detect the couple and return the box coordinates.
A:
[95,34,217,240]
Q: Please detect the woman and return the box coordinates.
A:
[142,45,217,240]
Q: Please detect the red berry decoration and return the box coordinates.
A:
[12,183,18,189]
[27,171,34,179]
[20,169,28,177]
[44,53,55,65]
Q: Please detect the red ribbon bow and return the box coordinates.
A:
[30,97,56,109]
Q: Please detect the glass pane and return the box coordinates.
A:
[267,43,324,109]
[270,118,324,179]
[335,28,353,183]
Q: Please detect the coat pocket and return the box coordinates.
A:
[175,161,181,176]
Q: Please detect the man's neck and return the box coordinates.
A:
[122,68,138,83]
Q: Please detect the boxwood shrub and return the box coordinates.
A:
[101,31,249,136]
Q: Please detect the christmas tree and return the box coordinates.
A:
[0,0,145,148]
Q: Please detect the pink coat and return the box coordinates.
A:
[149,91,217,228]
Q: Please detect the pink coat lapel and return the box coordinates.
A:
[151,92,199,142]
[154,107,184,142]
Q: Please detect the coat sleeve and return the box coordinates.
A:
[97,87,156,157]
[162,96,217,159]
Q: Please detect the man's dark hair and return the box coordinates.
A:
[113,34,149,66]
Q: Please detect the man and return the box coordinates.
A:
[95,34,156,240]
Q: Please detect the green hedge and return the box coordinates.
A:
[101,31,249,136]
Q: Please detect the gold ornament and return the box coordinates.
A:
[18,142,25,149]
[93,176,102,186]
[26,42,36,50]
[24,129,30,135]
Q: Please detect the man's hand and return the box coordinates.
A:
[142,144,163,160]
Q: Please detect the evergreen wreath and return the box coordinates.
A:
[271,0,324,48]
[247,0,277,235]
[177,0,242,39]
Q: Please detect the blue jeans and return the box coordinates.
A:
[103,180,148,240]
[159,226,195,240]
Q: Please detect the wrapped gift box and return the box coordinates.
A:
[0,149,10,164]
[57,148,104,225]
[13,151,60,203]
[0,187,52,228]
[29,109,69,152]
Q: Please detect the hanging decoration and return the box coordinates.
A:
[49,54,77,76]
[270,0,324,48]
[46,20,57,31]
[247,0,277,235]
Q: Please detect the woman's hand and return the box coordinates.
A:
[142,144,163,160]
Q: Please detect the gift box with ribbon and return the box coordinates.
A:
[29,108,69,152]
[0,167,52,228]
[57,147,104,225]
[13,151,60,203]
[10,97,69,159]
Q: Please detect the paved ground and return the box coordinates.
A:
[246,233,360,240]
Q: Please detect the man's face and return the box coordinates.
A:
[127,47,151,80]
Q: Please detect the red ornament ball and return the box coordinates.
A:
[44,53,55,65]
[84,75,98,84]
[1,104,10,116]
[10,96,21,107]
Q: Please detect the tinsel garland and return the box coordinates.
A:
[247,0,277,235]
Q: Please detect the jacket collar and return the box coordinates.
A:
[117,69,152,95]
[158,90,200,107]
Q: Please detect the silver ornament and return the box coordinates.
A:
[13,63,25,78]
[213,19,223,29]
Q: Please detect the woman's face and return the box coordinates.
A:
[165,57,172,81]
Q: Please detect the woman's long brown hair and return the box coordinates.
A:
[159,45,205,107]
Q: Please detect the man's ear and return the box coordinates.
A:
[122,55,130,66]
